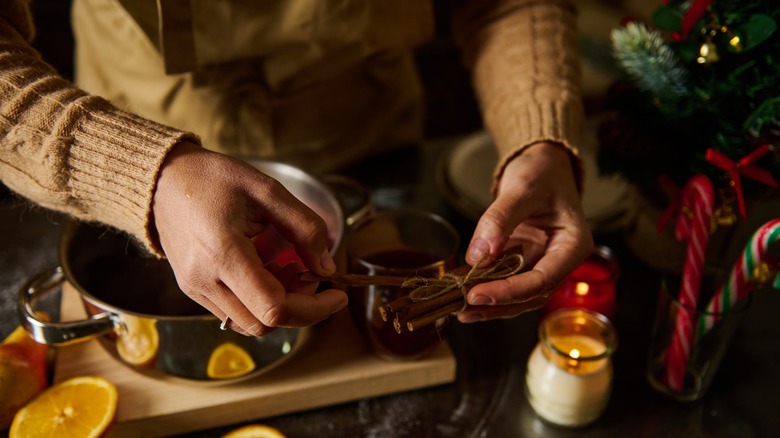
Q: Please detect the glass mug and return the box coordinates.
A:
[646,270,751,401]
[346,209,460,361]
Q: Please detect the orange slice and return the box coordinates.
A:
[116,315,159,366]
[9,376,117,438]
[222,424,286,438]
[0,324,50,429]
[207,342,256,379]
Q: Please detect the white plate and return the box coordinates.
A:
[436,119,631,232]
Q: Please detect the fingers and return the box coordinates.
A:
[153,147,344,336]
[456,258,565,322]
[268,289,349,327]
[462,220,591,300]
[264,261,319,295]
[247,178,336,276]
[179,239,347,336]
[219,241,347,335]
[186,269,347,336]
[466,191,535,267]
[460,143,594,323]
[183,290,256,337]
[220,287,346,336]
[465,144,567,267]
[458,224,592,322]
[457,292,549,323]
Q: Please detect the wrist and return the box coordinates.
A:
[516,141,583,194]
[150,141,205,253]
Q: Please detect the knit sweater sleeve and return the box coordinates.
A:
[451,0,584,194]
[0,1,199,255]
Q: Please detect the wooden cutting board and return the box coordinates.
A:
[54,283,456,437]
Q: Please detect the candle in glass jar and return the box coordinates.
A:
[525,309,618,427]
[542,246,619,320]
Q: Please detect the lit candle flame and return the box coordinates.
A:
[567,348,581,369]
[575,282,589,296]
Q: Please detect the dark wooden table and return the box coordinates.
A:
[2,138,779,438]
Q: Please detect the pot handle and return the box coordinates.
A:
[18,267,120,346]
[321,174,373,226]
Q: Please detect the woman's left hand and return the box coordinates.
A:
[457,141,594,323]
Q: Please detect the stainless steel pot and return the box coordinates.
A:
[18,160,345,383]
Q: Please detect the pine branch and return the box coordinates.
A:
[611,22,689,100]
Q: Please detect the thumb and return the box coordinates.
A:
[466,193,532,266]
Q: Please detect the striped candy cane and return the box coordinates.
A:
[697,218,780,338]
[662,175,715,391]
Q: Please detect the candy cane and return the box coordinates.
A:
[697,218,780,337]
[662,175,715,391]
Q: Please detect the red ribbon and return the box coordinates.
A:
[668,0,712,41]
[705,144,779,219]
[656,174,682,233]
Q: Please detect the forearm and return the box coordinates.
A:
[451,0,584,192]
[0,3,197,251]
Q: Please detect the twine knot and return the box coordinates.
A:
[400,253,525,307]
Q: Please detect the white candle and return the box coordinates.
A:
[525,309,617,427]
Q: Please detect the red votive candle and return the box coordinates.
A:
[542,246,619,320]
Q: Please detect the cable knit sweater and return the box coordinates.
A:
[0,0,583,253]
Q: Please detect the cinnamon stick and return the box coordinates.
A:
[406,300,465,332]
[298,271,407,287]
[385,294,414,313]
[393,315,406,334]
[383,251,525,334]
[397,288,463,321]
[391,292,464,333]
[380,293,413,321]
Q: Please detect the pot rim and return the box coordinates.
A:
[58,221,217,321]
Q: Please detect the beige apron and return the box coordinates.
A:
[71,0,433,173]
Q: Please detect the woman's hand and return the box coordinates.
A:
[457,141,593,322]
[152,142,347,336]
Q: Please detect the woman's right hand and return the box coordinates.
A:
[151,141,347,336]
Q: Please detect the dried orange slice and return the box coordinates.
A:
[222,424,286,438]
[9,376,117,438]
[116,315,159,366]
[207,342,256,379]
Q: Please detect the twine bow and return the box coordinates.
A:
[401,253,525,307]
[705,144,778,219]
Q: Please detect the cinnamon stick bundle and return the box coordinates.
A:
[384,253,525,333]
[299,252,525,334]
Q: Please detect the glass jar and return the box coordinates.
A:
[525,308,618,427]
